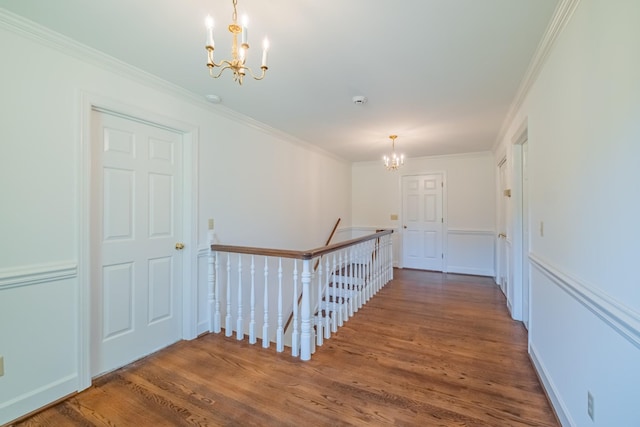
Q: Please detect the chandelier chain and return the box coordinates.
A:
[232,0,238,23]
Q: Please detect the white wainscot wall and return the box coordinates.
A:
[446,230,495,277]
[0,263,79,425]
[528,255,640,427]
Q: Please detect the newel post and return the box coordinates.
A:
[300,258,312,361]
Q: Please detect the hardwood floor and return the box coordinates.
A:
[14,269,558,426]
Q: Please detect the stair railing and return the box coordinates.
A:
[209,229,393,361]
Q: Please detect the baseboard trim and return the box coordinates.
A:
[446,266,494,277]
[529,343,574,427]
[529,253,640,350]
[0,374,78,426]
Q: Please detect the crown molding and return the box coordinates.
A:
[492,0,582,152]
[0,8,348,165]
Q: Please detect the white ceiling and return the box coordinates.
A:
[0,0,559,161]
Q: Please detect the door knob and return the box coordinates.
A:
[403,225,407,229]
[175,242,185,250]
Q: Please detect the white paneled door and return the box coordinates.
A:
[91,110,183,377]
[402,174,444,271]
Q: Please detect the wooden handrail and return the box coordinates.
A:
[314,218,341,272]
[211,229,393,259]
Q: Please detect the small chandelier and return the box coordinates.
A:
[383,135,405,171]
[204,0,269,85]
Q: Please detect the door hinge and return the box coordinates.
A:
[441,217,444,223]
[441,253,444,259]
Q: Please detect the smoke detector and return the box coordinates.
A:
[352,95,368,105]
[205,94,222,104]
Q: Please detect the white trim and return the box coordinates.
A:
[529,253,640,350]
[446,266,494,277]
[447,229,495,236]
[77,91,199,389]
[0,262,77,290]
[529,343,573,427]
[0,9,347,165]
[0,374,78,425]
[493,0,582,151]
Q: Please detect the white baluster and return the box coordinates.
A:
[292,260,299,357]
[225,253,232,337]
[316,259,323,347]
[208,248,215,332]
[367,241,373,302]
[236,255,243,340]
[331,253,338,333]
[276,258,284,352]
[263,257,270,348]
[324,257,331,339]
[348,249,354,318]
[249,255,256,344]
[300,258,312,361]
[213,252,222,333]
[354,243,361,312]
[337,251,344,327]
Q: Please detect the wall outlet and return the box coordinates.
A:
[587,391,594,421]
[0,355,4,377]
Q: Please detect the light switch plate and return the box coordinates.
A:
[390,214,398,220]
[0,355,4,376]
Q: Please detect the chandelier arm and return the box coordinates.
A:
[245,66,268,81]
[209,62,235,79]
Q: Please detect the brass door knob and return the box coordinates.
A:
[175,242,185,250]
[403,225,407,229]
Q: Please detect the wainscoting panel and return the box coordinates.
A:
[529,253,640,426]
[0,262,79,425]
[446,230,495,276]
[196,246,212,335]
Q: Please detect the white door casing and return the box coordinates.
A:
[402,174,444,271]
[497,158,508,296]
[521,139,530,329]
[90,110,184,376]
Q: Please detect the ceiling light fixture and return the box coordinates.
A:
[383,135,405,171]
[204,0,269,85]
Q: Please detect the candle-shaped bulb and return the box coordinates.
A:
[239,47,246,62]
[261,37,269,67]
[205,15,215,48]
[241,14,248,46]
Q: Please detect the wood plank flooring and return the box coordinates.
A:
[13,269,559,426]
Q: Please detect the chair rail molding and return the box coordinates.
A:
[0,261,77,290]
[529,253,640,350]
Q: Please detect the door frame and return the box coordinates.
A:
[510,119,529,323]
[496,156,508,295]
[77,92,199,390]
[399,171,448,272]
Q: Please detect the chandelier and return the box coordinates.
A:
[204,0,269,85]
[383,135,405,171]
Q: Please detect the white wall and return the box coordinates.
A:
[352,152,496,275]
[0,15,351,424]
[495,1,640,425]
